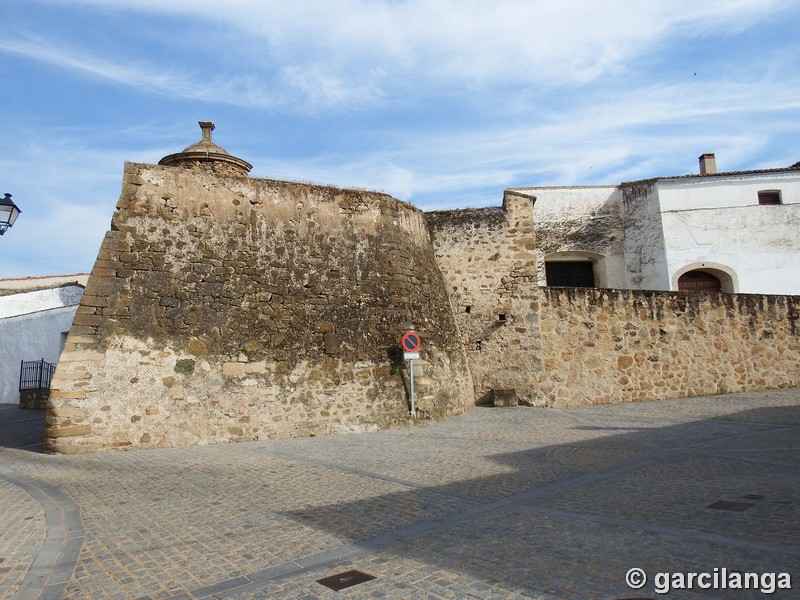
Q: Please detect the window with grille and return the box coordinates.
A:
[758,190,782,205]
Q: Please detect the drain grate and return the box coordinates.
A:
[742,494,764,500]
[706,500,755,512]
[316,569,376,591]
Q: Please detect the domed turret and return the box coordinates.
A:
[159,121,252,177]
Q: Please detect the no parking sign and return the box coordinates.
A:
[401,331,422,416]
[401,331,421,359]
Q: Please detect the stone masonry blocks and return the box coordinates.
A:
[45,163,473,453]
[45,158,800,453]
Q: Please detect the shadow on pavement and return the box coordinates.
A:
[278,403,800,599]
[1,392,799,599]
[0,404,44,452]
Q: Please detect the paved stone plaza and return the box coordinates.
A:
[1,388,798,599]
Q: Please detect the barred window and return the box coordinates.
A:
[758,190,782,205]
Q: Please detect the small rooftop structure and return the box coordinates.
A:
[0,273,90,296]
[159,121,252,177]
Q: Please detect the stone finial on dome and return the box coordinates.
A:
[200,121,214,141]
[159,121,252,177]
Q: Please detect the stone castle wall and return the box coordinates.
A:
[537,288,799,407]
[46,157,800,453]
[427,192,544,403]
[46,162,472,453]
[428,198,800,407]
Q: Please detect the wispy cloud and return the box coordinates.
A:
[19,0,797,109]
[2,0,799,275]
[0,31,282,109]
[247,70,800,208]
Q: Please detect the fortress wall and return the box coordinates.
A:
[45,159,800,453]
[45,163,472,453]
[427,192,544,403]
[429,195,799,408]
[537,288,800,407]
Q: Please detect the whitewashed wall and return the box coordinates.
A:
[657,172,800,294]
[511,186,627,288]
[0,286,84,404]
[520,171,800,295]
[619,182,671,290]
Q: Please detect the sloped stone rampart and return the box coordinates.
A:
[45,163,472,453]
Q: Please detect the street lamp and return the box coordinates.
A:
[0,193,21,235]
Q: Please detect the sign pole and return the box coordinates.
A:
[401,331,422,417]
[409,358,416,416]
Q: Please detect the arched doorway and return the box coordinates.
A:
[678,270,722,292]
[672,263,737,293]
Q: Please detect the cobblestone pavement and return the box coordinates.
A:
[0,388,798,600]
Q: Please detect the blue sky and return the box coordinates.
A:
[2,0,799,277]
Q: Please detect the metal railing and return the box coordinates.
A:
[19,359,56,391]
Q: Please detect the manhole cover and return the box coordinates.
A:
[316,569,376,591]
[706,500,755,512]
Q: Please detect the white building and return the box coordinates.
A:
[510,154,800,294]
[0,275,88,405]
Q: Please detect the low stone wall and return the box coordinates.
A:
[19,389,49,410]
[536,288,800,407]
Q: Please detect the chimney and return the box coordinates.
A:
[699,153,716,175]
